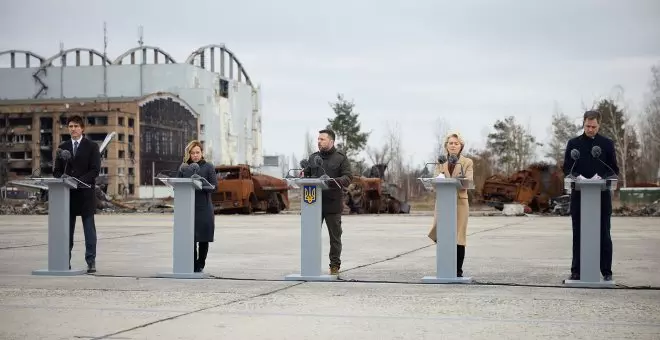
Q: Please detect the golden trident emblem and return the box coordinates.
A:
[303,185,317,204]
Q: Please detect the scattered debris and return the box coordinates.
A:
[613,199,660,217]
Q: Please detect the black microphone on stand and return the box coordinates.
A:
[312,156,342,188]
[591,146,618,179]
[57,149,72,177]
[179,162,190,175]
[424,155,447,175]
[299,159,310,178]
[190,162,200,177]
[566,149,580,178]
[448,154,465,178]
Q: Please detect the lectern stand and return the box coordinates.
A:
[32,177,86,276]
[285,178,337,281]
[418,177,473,284]
[563,177,617,288]
[155,177,208,279]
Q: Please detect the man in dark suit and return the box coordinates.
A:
[303,129,352,275]
[53,115,102,273]
[562,110,619,282]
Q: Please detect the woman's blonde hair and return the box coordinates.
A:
[444,131,465,154]
[183,140,204,163]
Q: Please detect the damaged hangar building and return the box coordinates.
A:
[0,45,263,198]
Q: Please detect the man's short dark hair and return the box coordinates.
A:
[583,110,601,123]
[319,129,335,140]
[67,115,85,128]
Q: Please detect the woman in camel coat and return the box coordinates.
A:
[427,131,474,277]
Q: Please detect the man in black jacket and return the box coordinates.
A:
[53,115,102,273]
[562,110,619,282]
[304,129,352,275]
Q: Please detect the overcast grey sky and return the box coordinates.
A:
[2,0,659,168]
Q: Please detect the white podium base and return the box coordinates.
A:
[32,268,86,276]
[155,272,208,279]
[284,274,338,282]
[422,276,473,284]
[563,279,616,288]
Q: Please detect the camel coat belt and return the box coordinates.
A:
[428,155,474,246]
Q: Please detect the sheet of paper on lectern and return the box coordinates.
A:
[577,174,602,180]
[436,174,445,179]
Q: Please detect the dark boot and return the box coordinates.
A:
[457,245,465,277]
[196,242,209,272]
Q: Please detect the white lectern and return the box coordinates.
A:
[563,177,617,288]
[32,177,86,276]
[285,178,337,281]
[418,177,473,284]
[155,176,213,279]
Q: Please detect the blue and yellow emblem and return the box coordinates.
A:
[303,185,317,204]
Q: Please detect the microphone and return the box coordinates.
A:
[424,155,446,177]
[57,148,72,177]
[310,155,342,189]
[285,168,303,178]
[448,154,465,178]
[189,162,202,181]
[190,162,200,174]
[299,159,311,178]
[591,146,618,179]
[312,155,323,168]
[179,163,190,175]
[567,149,580,178]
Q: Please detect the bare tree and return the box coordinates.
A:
[304,130,315,157]
[596,88,633,186]
[290,153,299,171]
[279,153,289,177]
[364,121,403,182]
[432,117,450,160]
[640,65,660,183]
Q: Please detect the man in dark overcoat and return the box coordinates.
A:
[562,110,619,282]
[53,115,102,273]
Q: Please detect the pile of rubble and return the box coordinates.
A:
[613,199,660,217]
[0,199,47,215]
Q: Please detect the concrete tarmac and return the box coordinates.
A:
[0,214,659,339]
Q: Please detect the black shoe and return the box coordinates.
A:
[603,275,612,281]
[569,273,580,280]
[87,263,96,273]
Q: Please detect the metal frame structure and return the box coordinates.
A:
[0,45,254,88]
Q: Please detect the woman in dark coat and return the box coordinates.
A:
[177,140,218,272]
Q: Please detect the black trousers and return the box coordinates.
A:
[322,213,342,268]
[69,214,97,265]
[194,242,209,269]
[569,191,613,276]
[457,245,465,276]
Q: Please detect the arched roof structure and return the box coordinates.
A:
[0,50,45,68]
[41,48,113,66]
[185,44,253,86]
[113,46,176,65]
[0,44,254,87]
